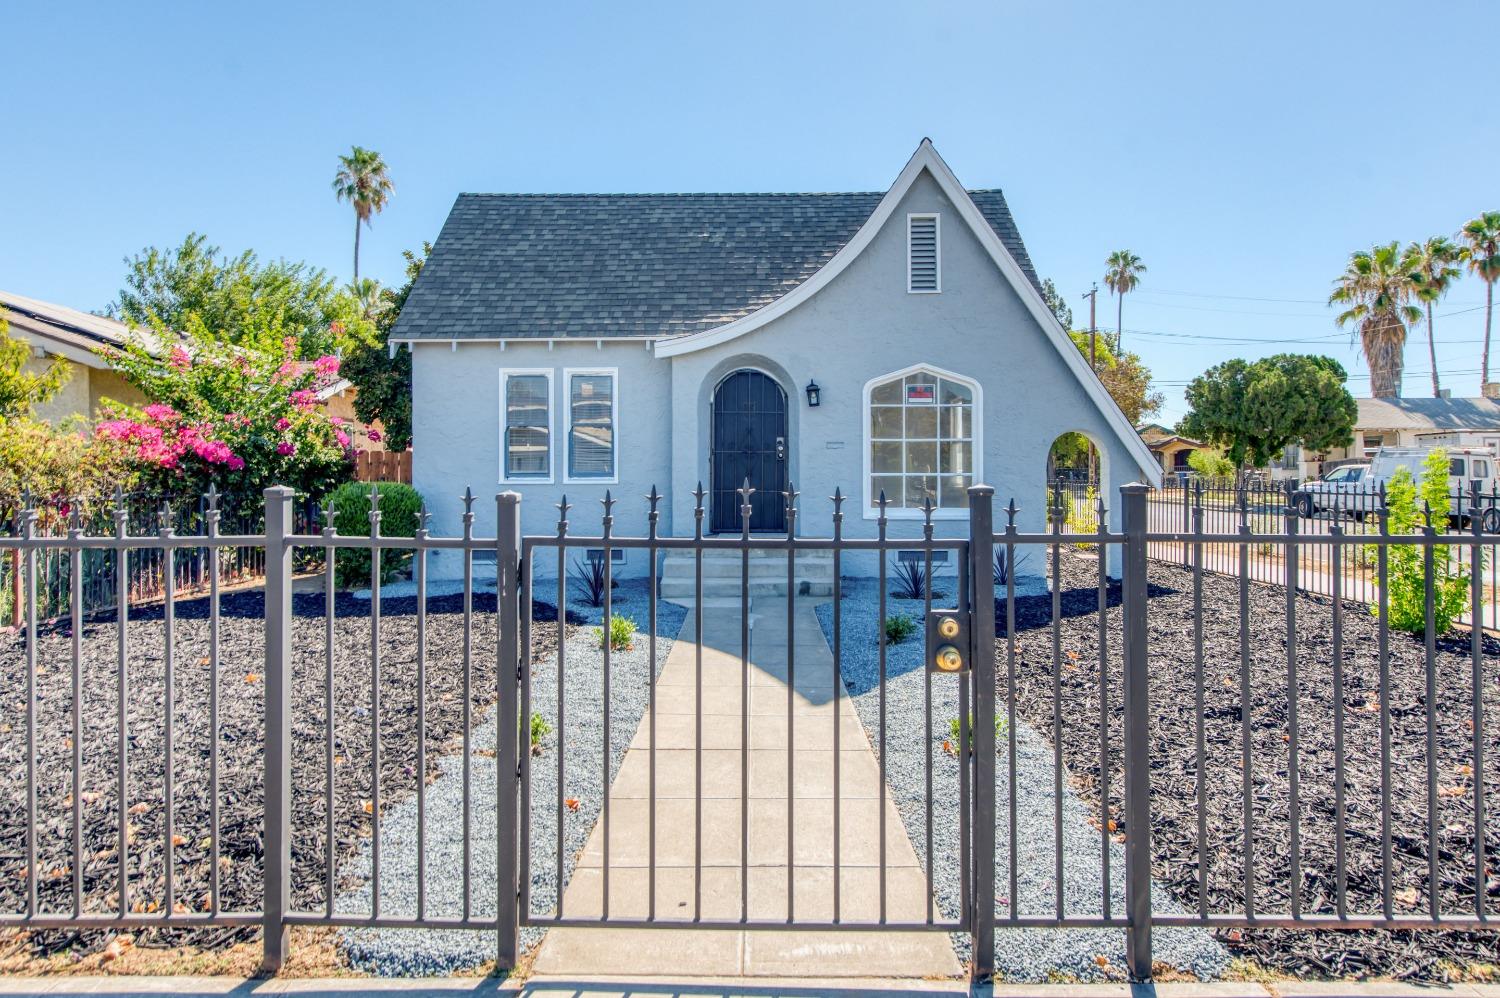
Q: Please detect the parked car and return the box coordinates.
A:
[1293,447,1500,529]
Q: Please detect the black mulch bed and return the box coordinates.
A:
[0,587,569,959]
[1005,551,1500,980]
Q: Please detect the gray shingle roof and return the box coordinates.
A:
[393,190,1039,341]
[1357,396,1500,431]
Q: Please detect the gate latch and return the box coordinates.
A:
[926,609,971,674]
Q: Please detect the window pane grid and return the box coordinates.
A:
[869,369,974,509]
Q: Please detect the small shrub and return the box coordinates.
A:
[949,713,1009,750]
[1376,450,1472,634]
[530,710,552,754]
[1188,446,1236,480]
[331,481,424,589]
[891,559,944,600]
[883,612,918,644]
[569,552,609,607]
[594,614,636,651]
[1066,485,1099,550]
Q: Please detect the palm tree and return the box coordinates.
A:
[332,147,394,283]
[1459,211,1500,389]
[1330,242,1421,399]
[348,278,387,324]
[1103,250,1146,353]
[1403,237,1463,397]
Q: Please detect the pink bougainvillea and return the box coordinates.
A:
[97,332,355,515]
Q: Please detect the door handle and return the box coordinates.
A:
[776,436,786,461]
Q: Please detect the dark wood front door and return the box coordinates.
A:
[711,370,788,533]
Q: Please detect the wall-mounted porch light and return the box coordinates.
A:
[804,379,821,407]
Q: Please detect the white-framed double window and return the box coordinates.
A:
[563,368,618,483]
[863,363,981,519]
[500,369,554,483]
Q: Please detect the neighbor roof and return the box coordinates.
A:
[392,190,1039,341]
[1357,396,1500,431]
[0,290,156,367]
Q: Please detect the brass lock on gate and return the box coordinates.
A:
[926,609,970,674]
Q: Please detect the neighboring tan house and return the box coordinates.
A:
[391,139,1161,581]
[0,291,149,423]
[1138,423,1204,479]
[1288,396,1500,479]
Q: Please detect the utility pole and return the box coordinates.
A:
[1083,283,1101,485]
[1083,283,1099,371]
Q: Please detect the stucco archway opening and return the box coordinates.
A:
[1045,430,1109,540]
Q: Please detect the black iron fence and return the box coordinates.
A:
[0,483,1492,984]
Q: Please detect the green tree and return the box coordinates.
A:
[341,244,428,451]
[111,233,373,357]
[1330,242,1420,399]
[0,306,70,421]
[1179,354,1357,469]
[1040,277,1072,329]
[1103,250,1146,353]
[1459,211,1500,387]
[1404,236,1464,397]
[1066,330,1162,424]
[1378,450,1470,634]
[1186,446,1235,479]
[332,146,394,283]
[1050,330,1163,479]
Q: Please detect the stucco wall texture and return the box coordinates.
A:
[412,169,1142,580]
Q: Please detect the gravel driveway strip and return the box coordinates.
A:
[339,578,685,976]
[816,578,1228,983]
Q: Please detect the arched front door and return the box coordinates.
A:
[711,370,788,533]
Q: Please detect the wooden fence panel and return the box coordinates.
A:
[355,449,413,484]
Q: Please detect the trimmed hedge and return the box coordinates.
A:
[330,480,424,588]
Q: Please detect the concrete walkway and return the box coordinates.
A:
[532,596,961,978]
[0,978,1496,996]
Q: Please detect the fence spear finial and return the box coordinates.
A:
[1006,497,1020,531]
[555,494,570,537]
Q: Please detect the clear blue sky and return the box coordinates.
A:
[4,1,1497,424]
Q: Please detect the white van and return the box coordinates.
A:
[1294,446,1499,528]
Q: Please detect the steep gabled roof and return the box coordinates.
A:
[391,190,1037,342]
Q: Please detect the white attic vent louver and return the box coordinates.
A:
[907,214,939,293]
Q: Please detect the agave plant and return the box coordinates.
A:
[1330,242,1420,399]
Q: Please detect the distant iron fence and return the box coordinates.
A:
[0,483,1493,984]
[1051,477,1500,630]
[0,489,318,626]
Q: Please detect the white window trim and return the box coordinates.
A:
[562,366,620,485]
[906,212,941,294]
[862,362,982,520]
[499,368,555,485]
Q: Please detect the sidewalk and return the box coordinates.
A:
[531,595,961,978]
[0,976,1496,996]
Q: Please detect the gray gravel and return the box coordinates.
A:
[338,579,685,976]
[815,578,1228,983]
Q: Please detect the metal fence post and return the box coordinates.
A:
[1120,482,1153,981]
[967,485,997,984]
[261,486,294,974]
[496,491,522,968]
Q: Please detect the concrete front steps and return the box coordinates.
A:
[660,548,834,605]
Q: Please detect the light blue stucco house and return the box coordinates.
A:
[391,140,1160,583]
